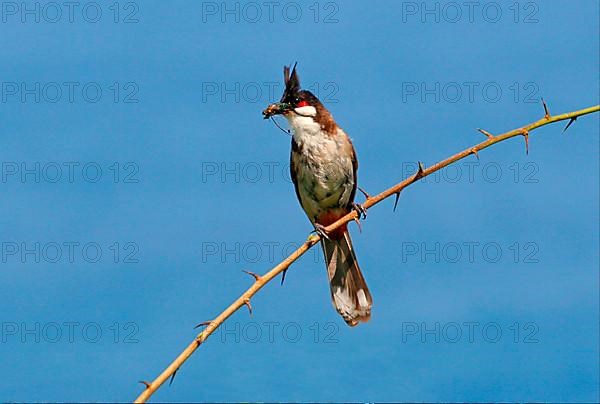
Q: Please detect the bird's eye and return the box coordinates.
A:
[296,100,309,108]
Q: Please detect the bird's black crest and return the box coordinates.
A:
[281,62,300,102]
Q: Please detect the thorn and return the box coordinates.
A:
[471,148,480,160]
[521,129,529,155]
[139,381,151,389]
[541,98,550,119]
[414,161,425,179]
[193,320,212,330]
[244,298,253,316]
[169,368,179,387]
[477,128,494,139]
[242,269,261,281]
[357,186,371,199]
[281,269,288,286]
[393,191,401,212]
[562,117,577,133]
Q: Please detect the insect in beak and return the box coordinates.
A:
[262,102,292,119]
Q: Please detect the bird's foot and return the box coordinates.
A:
[312,223,331,240]
[352,202,367,220]
[351,203,367,233]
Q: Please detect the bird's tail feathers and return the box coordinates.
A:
[322,231,372,326]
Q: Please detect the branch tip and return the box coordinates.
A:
[242,269,261,281]
[477,128,494,139]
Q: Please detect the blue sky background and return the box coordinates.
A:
[0,1,598,402]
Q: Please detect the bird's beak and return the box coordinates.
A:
[262,102,292,119]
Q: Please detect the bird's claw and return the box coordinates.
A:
[352,202,367,220]
[312,223,331,240]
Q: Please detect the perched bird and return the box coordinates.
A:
[263,64,372,326]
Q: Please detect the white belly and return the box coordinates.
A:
[290,116,355,221]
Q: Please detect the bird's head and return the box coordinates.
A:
[263,63,328,123]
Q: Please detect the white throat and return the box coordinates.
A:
[285,106,321,142]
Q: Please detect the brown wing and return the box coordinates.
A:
[346,136,359,210]
[289,137,303,207]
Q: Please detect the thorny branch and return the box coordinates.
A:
[134,102,599,403]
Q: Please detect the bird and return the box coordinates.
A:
[263,64,372,326]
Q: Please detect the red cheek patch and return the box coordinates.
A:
[296,101,309,108]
